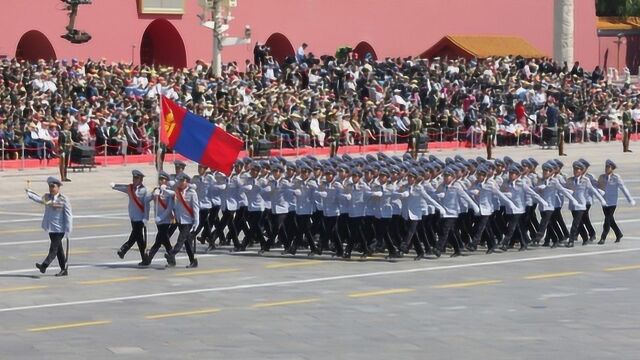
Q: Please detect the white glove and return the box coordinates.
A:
[153,189,160,196]
[142,218,148,225]
[110,182,115,188]
[155,216,162,223]
[631,199,637,207]
[160,184,167,191]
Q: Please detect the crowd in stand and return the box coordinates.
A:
[1,45,640,160]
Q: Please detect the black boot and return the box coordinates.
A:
[186,259,198,268]
[35,263,46,274]
[55,269,68,277]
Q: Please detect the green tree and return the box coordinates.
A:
[596,0,640,16]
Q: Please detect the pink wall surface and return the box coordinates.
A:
[0,0,599,68]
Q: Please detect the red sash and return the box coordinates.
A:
[158,195,168,209]
[176,189,195,218]
[128,184,145,212]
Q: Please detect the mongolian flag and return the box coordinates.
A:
[160,96,243,175]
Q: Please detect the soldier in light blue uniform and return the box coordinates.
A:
[214,162,240,248]
[564,161,606,247]
[336,164,352,249]
[111,170,150,265]
[205,171,226,250]
[598,160,636,244]
[141,171,174,266]
[577,159,597,243]
[435,167,479,257]
[261,164,292,254]
[26,177,72,276]
[192,165,214,247]
[467,165,514,254]
[343,169,372,259]
[290,164,320,255]
[242,162,267,251]
[533,161,578,248]
[498,165,548,251]
[163,173,200,268]
[398,169,446,260]
[370,168,402,258]
[316,166,344,256]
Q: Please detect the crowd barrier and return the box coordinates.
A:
[2,123,639,171]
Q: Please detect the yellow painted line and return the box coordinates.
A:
[524,271,583,280]
[77,276,148,285]
[604,264,640,272]
[252,298,321,308]
[173,268,240,277]
[348,288,415,298]
[0,223,116,235]
[145,308,221,320]
[265,260,324,269]
[432,280,503,289]
[0,285,48,293]
[28,320,111,332]
[30,249,91,257]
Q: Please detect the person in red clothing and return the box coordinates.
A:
[515,101,528,127]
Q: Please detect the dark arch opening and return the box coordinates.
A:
[140,19,187,69]
[16,30,57,62]
[353,41,377,61]
[264,33,295,64]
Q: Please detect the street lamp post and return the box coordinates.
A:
[199,0,251,77]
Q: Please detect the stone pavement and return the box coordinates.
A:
[0,142,639,359]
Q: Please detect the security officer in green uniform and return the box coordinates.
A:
[247,115,264,157]
[558,105,568,156]
[622,102,633,153]
[484,109,496,160]
[58,121,74,182]
[327,113,340,158]
[408,116,422,159]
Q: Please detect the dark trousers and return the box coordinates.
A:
[363,215,378,249]
[501,214,528,248]
[205,206,221,243]
[43,232,66,269]
[601,206,622,240]
[170,223,196,263]
[472,215,494,249]
[401,219,424,255]
[525,204,540,239]
[215,210,239,247]
[148,224,172,261]
[437,217,460,254]
[338,213,351,245]
[375,217,399,255]
[420,215,437,251]
[234,206,250,242]
[293,214,317,252]
[390,215,404,249]
[569,210,586,242]
[193,208,212,240]
[246,210,266,249]
[345,216,368,255]
[121,220,146,259]
[267,213,289,250]
[311,210,324,239]
[284,211,298,247]
[321,215,342,255]
[555,207,570,239]
[580,203,596,240]
[534,210,557,244]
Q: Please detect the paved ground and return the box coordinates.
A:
[0,142,639,359]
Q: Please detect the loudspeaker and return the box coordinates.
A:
[71,145,95,165]
[254,139,272,157]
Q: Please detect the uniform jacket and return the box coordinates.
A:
[27,192,73,233]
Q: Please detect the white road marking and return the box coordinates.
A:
[538,293,577,300]
[1,247,639,314]
[588,287,629,293]
[0,214,129,223]
[0,254,219,275]
[0,232,156,247]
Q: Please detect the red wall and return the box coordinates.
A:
[0,0,599,69]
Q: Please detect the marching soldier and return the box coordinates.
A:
[192,165,214,246]
[598,160,636,244]
[26,177,72,276]
[316,166,344,256]
[564,161,606,247]
[290,164,320,255]
[141,171,174,266]
[622,102,633,153]
[111,170,149,265]
[163,173,200,268]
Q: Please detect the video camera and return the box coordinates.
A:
[60,0,92,44]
